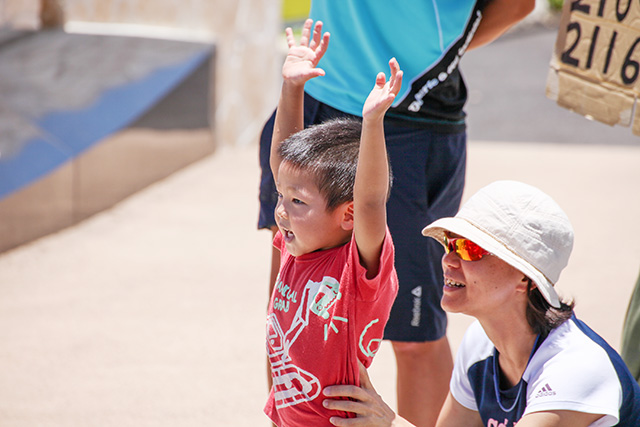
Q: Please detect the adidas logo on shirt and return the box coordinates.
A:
[534,383,557,398]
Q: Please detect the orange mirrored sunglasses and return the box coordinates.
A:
[444,236,490,261]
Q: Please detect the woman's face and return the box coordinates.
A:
[440,233,526,318]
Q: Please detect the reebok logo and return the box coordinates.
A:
[534,383,556,398]
[410,287,422,327]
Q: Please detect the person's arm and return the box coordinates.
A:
[270,19,330,182]
[467,0,535,51]
[436,395,605,427]
[322,366,606,427]
[353,59,402,277]
[514,410,604,427]
[434,393,483,427]
[323,362,414,427]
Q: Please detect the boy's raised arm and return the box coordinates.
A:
[270,19,330,181]
[354,58,403,278]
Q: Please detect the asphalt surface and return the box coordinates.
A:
[0,24,639,427]
[464,25,640,145]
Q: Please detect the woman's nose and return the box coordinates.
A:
[442,249,460,268]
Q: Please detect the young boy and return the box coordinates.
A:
[264,19,402,426]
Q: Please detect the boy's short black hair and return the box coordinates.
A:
[278,117,392,211]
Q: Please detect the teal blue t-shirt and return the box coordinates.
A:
[306,0,486,128]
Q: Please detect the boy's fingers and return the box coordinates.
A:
[387,57,403,96]
[317,32,330,57]
[312,68,326,78]
[388,58,400,79]
[300,18,313,46]
[391,70,403,95]
[285,27,295,47]
[389,57,399,73]
[310,21,323,49]
[320,32,330,49]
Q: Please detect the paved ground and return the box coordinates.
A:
[1,25,640,427]
[463,25,640,145]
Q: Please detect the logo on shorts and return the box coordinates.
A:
[534,383,556,399]
[411,286,422,327]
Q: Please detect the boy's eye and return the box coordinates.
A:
[276,191,283,199]
[292,198,304,205]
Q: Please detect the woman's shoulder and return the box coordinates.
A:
[525,317,622,397]
[535,317,613,361]
[523,318,626,425]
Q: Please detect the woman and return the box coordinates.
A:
[322,181,640,426]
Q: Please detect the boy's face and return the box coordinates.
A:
[274,162,352,257]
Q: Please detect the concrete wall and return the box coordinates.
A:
[0,32,216,253]
[61,0,282,147]
[1,0,282,146]
[0,0,40,30]
[0,0,282,253]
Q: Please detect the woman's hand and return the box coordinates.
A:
[323,362,413,426]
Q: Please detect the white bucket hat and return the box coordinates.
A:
[422,180,574,308]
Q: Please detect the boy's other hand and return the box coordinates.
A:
[362,58,403,121]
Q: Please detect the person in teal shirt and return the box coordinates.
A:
[258,1,535,425]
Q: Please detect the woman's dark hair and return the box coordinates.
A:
[279,117,393,211]
[525,278,574,336]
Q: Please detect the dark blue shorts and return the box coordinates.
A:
[258,94,466,342]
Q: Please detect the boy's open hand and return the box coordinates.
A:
[283,19,330,86]
[362,58,403,121]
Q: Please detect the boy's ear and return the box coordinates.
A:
[340,202,354,231]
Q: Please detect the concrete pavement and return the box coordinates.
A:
[0,139,639,426]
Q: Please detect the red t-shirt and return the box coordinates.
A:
[264,228,399,426]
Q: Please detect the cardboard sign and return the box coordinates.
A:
[546,0,640,136]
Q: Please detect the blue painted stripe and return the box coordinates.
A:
[0,49,211,199]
